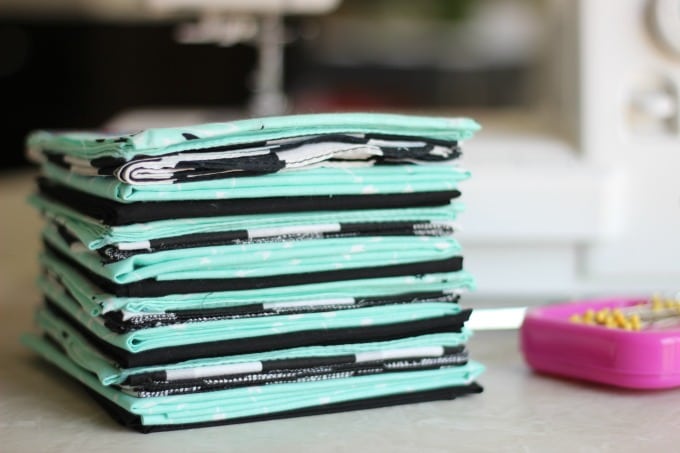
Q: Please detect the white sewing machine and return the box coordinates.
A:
[460,0,680,300]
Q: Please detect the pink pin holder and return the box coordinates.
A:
[520,297,680,389]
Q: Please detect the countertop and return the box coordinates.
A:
[2,170,679,452]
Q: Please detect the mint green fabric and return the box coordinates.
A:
[36,306,472,386]
[23,333,484,425]
[41,252,474,317]
[27,113,480,160]
[41,161,469,203]
[41,277,464,353]
[31,194,462,250]
[43,222,462,284]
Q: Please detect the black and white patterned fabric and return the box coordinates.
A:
[32,133,460,185]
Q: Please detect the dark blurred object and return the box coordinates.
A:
[0,21,255,171]
[289,0,538,111]
[291,65,527,112]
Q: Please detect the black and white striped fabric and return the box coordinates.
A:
[101,292,461,333]
[117,347,469,398]
[51,220,457,263]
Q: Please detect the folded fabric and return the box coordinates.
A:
[41,269,463,333]
[40,161,469,202]
[40,278,468,355]
[44,208,459,262]
[23,333,484,430]
[101,221,459,262]
[38,178,461,225]
[121,353,470,398]
[49,219,458,264]
[40,251,474,316]
[45,240,464,297]
[100,292,462,334]
[43,220,461,284]
[42,296,470,367]
[38,305,474,386]
[26,113,479,160]
[31,193,462,251]
[35,133,461,185]
[91,384,484,433]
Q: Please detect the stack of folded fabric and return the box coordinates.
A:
[22,113,484,432]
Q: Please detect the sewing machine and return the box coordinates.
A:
[461,0,680,300]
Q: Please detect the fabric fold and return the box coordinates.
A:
[40,161,469,203]
[30,193,463,250]
[38,177,462,225]
[27,112,479,160]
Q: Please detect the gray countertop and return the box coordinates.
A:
[2,171,679,452]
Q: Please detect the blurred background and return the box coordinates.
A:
[0,0,678,303]
[0,0,544,167]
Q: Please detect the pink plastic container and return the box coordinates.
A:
[520,298,680,389]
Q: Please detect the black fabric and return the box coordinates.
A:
[101,292,460,333]
[169,150,284,175]
[84,382,483,433]
[37,177,461,225]
[44,242,465,297]
[44,299,472,368]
